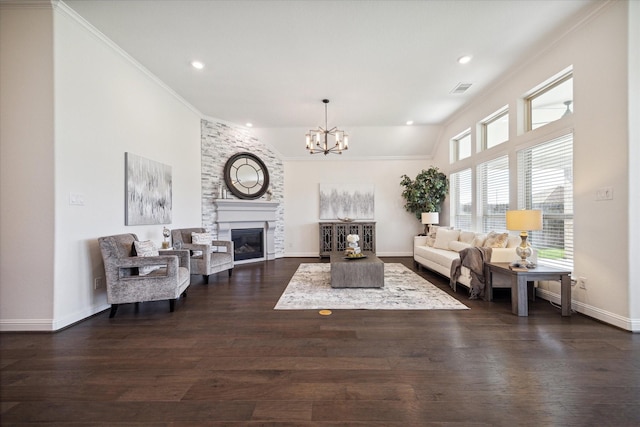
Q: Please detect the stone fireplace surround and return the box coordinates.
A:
[213,199,279,264]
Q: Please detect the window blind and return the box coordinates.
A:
[517,134,573,270]
[478,155,509,232]
[451,168,472,230]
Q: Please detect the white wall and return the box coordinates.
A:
[0,3,202,331]
[282,158,432,257]
[0,6,56,329]
[51,5,202,330]
[432,1,635,330]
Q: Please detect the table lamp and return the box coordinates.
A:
[506,209,542,268]
[421,212,439,235]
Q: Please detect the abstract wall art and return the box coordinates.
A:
[125,152,172,225]
[319,183,374,220]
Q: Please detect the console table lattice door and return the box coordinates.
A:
[319,222,376,257]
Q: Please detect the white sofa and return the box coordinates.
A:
[413,228,529,294]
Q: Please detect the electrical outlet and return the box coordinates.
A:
[577,277,587,289]
[94,277,104,290]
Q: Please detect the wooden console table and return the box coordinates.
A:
[485,262,572,317]
[319,222,376,258]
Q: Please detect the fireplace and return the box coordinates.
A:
[213,199,278,264]
[232,228,264,261]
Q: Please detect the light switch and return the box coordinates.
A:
[69,192,85,206]
[595,187,613,201]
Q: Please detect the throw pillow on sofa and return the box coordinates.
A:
[433,228,461,250]
[483,231,509,248]
[458,231,476,244]
[472,234,487,247]
[449,240,471,252]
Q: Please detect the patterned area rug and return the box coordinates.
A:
[274,263,469,310]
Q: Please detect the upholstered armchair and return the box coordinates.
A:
[171,227,234,284]
[98,233,191,318]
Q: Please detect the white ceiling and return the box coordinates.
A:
[62,0,597,158]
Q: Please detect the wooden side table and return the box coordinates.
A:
[485,262,572,317]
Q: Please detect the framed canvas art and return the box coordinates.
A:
[125,152,172,225]
[319,183,374,220]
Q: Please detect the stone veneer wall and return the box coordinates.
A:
[201,119,285,257]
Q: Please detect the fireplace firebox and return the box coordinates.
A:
[231,228,264,261]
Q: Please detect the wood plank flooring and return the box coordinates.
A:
[2,257,639,426]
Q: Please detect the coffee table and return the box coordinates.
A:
[329,251,384,288]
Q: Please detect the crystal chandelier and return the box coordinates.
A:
[305,99,348,155]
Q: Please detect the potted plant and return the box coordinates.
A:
[400,167,449,222]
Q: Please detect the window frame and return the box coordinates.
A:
[525,71,573,132]
[477,155,510,233]
[450,129,471,163]
[516,133,574,271]
[480,106,509,150]
[450,168,473,230]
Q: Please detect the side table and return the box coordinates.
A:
[485,262,572,317]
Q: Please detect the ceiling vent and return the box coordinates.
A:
[451,83,472,94]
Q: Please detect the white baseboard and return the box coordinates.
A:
[536,288,639,332]
[0,303,110,332]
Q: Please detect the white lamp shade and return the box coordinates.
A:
[506,210,543,231]
[421,212,439,225]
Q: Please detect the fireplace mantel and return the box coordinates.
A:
[213,199,279,263]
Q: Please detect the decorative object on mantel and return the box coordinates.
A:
[421,212,439,236]
[223,152,270,200]
[337,217,354,222]
[400,167,449,221]
[124,152,172,225]
[305,99,349,155]
[319,183,374,220]
[506,209,543,268]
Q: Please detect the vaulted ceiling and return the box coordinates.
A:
[63,0,597,158]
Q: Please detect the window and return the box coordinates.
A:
[451,168,472,229]
[482,108,509,150]
[478,155,509,232]
[451,130,471,162]
[527,73,573,131]
[517,134,573,270]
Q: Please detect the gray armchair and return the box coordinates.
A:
[98,233,191,318]
[171,227,234,284]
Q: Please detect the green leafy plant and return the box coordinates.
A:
[400,167,449,221]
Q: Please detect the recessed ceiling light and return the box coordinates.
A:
[406,120,414,126]
[245,123,253,128]
[457,55,472,65]
[191,61,204,70]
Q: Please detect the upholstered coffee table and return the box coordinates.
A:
[329,251,384,288]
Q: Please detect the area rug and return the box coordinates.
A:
[274,263,469,310]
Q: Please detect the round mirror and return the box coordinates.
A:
[223,152,270,199]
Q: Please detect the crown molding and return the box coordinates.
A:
[0,0,55,9]
[53,1,203,118]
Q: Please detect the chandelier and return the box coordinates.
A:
[305,99,349,155]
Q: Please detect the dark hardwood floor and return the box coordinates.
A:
[1,257,639,426]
